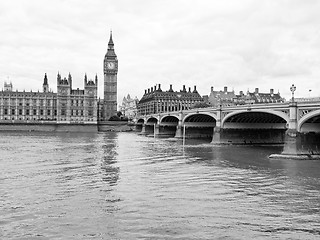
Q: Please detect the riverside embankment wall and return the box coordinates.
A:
[0,121,141,133]
[0,122,97,132]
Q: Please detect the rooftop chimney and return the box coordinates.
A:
[211,86,214,92]
[255,88,259,94]
[148,88,150,94]
[151,87,153,92]
[224,86,227,92]
[169,84,173,92]
[270,89,274,95]
[158,84,162,91]
[183,85,186,92]
[189,87,191,93]
[193,85,197,93]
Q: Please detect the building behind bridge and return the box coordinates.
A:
[137,84,203,115]
[209,86,284,107]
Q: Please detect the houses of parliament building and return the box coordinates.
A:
[0,32,118,125]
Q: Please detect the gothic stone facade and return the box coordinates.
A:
[0,73,98,123]
[0,32,118,123]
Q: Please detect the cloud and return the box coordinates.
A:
[1,0,320,103]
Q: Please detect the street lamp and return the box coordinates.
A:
[290,84,296,102]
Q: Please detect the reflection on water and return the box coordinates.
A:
[0,131,320,239]
[101,133,119,186]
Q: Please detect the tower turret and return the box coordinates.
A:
[43,73,49,93]
[68,72,72,88]
[103,31,118,120]
[105,31,117,59]
[84,73,88,85]
[57,72,61,85]
[4,81,13,91]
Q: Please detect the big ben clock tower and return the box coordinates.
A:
[103,31,118,120]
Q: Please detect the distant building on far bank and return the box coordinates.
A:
[137,84,203,115]
[119,94,139,120]
[209,86,284,107]
[208,86,236,107]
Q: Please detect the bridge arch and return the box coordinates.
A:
[146,117,158,125]
[136,118,145,124]
[298,109,320,133]
[221,110,288,129]
[180,113,216,139]
[160,115,179,124]
[183,112,217,125]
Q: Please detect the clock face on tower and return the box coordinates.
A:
[106,62,115,69]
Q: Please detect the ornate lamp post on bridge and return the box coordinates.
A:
[290,84,296,103]
[286,83,298,138]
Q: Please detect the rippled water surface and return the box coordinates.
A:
[1,131,320,239]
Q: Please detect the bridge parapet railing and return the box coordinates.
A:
[136,102,294,118]
[295,97,320,103]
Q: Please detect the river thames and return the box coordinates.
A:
[1,131,320,239]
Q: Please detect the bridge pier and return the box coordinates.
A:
[211,126,222,144]
[174,114,184,138]
[282,132,301,155]
[175,124,183,138]
[138,124,147,135]
[282,101,299,153]
[212,108,223,144]
[154,124,160,136]
[138,124,155,136]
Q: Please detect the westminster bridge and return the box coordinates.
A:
[135,100,320,155]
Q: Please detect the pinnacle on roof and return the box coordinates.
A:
[108,30,114,46]
[105,30,117,59]
[43,73,48,85]
[57,72,61,81]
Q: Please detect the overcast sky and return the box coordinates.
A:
[1,0,320,104]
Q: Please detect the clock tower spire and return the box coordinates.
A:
[103,31,118,120]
